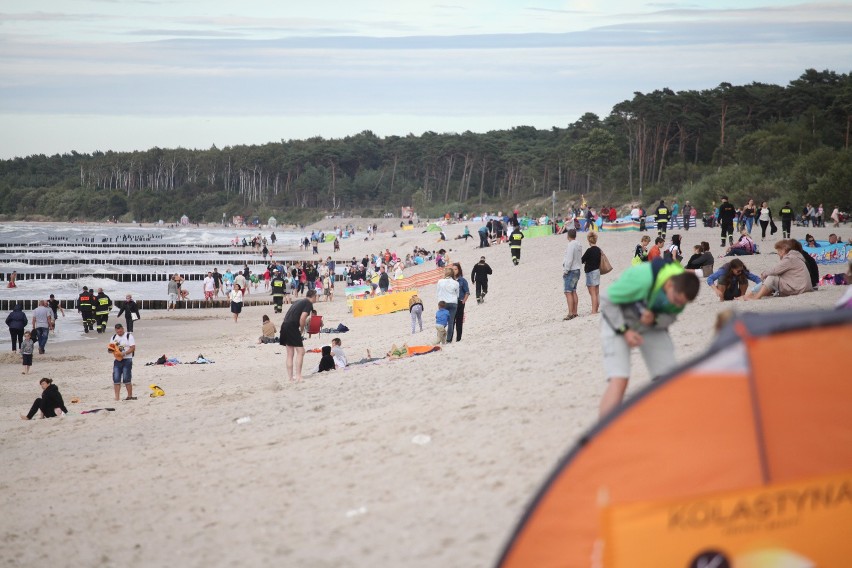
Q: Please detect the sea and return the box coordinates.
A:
[0,222,306,347]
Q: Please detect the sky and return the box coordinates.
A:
[1,0,851,159]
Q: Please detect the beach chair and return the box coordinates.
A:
[307,315,323,338]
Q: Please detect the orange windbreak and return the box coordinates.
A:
[500,371,761,568]
[747,326,852,482]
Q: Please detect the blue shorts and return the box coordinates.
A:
[112,359,133,384]
[563,270,581,292]
[586,269,601,287]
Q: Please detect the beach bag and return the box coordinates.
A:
[770,220,778,235]
[600,252,613,275]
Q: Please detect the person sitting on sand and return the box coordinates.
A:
[21,378,68,420]
[330,337,348,368]
[258,315,277,344]
[724,228,756,256]
[316,345,336,373]
[684,241,714,276]
[787,239,820,289]
[745,240,811,300]
[707,259,762,301]
[633,235,651,264]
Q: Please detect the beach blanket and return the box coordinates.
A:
[386,344,442,359]
[390,267,444,291]
[81,408,116,414]
[320,322,349,334]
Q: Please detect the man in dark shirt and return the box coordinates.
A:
[212,268,223,297]
[779,201,795,239]
[378,266,390,293]
[470,256,493,303]
[655,200,670,240]
[717,195,737,248]
[279,290,317,383]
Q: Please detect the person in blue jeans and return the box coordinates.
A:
[435,267,459,342]
[562,229,583,320]
[451,263,470,342]
[31,300,54,355]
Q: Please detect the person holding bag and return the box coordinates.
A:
[581,232,603,315]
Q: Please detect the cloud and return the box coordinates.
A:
[0,11,116,23]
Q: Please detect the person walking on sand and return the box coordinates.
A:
[20,331,34,374]
[409,293,424,334]
[598,260,700,417]
[31,300,54,355]
[21,378,67,420]
[562,229,582,320]
[110,323,136,401]
[5,302,27,351]
[94,288,112,333]
[230,283,244,323]
[48,294,65,322]
[435,267,459,343]
[279,289,318,383]
[509,224,524,266]
[116,294,141,332]
[77,286,96,333]
[717,195,736,248]
[470,256,492,304]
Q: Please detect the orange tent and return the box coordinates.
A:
[497,309,852,568]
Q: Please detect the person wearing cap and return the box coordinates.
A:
[110,323,136,401]
[470,256,493,304]
[116,294,141,332]
[717,195,737,248]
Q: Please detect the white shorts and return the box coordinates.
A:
[168,293,179,302]
[600,318,676,381]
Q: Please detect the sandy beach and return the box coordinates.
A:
[1,219,847,567]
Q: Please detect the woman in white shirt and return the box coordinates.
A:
[757,201,773,241]
[435,267,460,343]
[230,283,244,323]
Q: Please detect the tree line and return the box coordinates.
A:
[0,68,850,223]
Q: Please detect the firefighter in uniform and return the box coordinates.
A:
[779,201,795,239]
[270,269,286,313]
[717,195,737,247]
[655,200,670,240]
[94,287,112,333]
[509,225,524,266]
[77,286,96,333]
